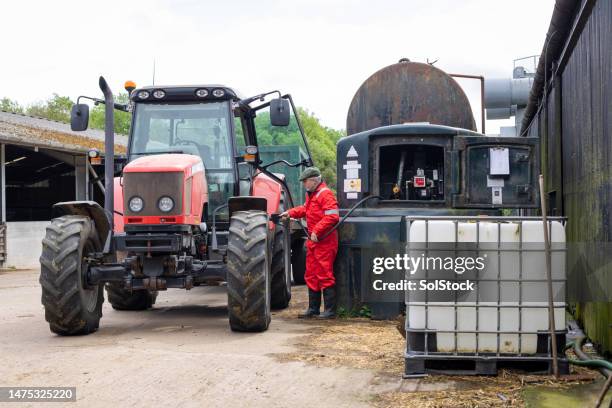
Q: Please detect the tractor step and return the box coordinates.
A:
[403,355,569,377]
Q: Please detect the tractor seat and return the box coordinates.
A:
[197,145,213,164]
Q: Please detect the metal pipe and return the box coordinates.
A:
[396,151,407,197]
[449,73,485,134]
[400,216,566,221]
[539,174,559,377]
[86,160,105,194]
[520,0,595,135]
[99,76,115,230]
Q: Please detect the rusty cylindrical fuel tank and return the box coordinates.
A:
[346,60,476,134]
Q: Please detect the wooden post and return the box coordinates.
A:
[539,174,559,378]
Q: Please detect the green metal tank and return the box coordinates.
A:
[334,62,540,319]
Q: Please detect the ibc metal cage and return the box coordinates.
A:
[403,216,568,376]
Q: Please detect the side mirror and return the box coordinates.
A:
[70,104,89,131]
[270,98,290,127]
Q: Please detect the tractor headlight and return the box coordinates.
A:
[195,88,209,98]
[137,90,150,99]
[152,90,165,99]
[158,196,174,212]
[212,89,225,98]
[129,196,144,212]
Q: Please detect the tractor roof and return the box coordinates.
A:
[130,85,243,102]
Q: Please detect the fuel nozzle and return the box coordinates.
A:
[391,184,401,199]
[270,213,282,224]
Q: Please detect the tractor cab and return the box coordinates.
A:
[125,84,312,223]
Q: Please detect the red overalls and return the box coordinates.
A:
[288,182,339,291]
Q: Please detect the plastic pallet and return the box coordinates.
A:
[403,355,570,377]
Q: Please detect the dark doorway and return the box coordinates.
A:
[5,145,75,221]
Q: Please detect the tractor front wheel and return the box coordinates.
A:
[39,215,104,335]
[226,210,271,332]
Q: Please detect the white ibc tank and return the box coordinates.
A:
[406,219,566,355]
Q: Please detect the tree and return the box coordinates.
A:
[89,93,131,135]
[27,94,73,122]
[0,98,24,113]
[297,108,344,189]
[253,107,344,190]
[3,92,130,135]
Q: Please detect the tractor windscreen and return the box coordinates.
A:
[129,101,235,220]
[130,102,233,166]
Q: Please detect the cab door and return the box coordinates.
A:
[249,95,314,206]
[451,136,539,208]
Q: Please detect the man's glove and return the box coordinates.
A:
[310,232,318,242]
[280,211,290,221]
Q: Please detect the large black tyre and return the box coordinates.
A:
[106,284,157,310]
[291,238,307,285]
[270,198,291,309]
[226,210,271,332]
[39,215,104,335]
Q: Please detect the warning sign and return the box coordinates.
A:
[344,178,361,193]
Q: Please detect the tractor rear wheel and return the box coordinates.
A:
[270,198,291,309]
[106,284,157,310]
[226,210,271,332]
[39,215,104,335]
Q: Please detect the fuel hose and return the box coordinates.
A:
[275,195,382,241]
[564,324,611,408]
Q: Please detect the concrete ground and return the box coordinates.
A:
[0,269,390,408]
[1,270,606,408]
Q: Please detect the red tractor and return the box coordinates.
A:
[39,77,312,333]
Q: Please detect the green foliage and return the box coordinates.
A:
[89,93,131,135]
[0,97,24,113]
[297,108,344,190]
[254,110,302,147]
[336,304,372,319]
[336,306,349,318]
[253,108,344,190]
[1,92,131,135]
[26,94,73,122]
[357,305,372,318]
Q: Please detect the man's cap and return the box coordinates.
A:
[299,167,321,181]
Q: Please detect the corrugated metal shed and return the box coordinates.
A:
[0,111,127,153]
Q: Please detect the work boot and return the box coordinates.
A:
[298,289,321,318]
[318,286,336,319]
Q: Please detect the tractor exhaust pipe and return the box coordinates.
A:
[99,76,114,229]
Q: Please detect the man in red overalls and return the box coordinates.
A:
[281,167,339,319]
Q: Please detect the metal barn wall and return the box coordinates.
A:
[538,0,612,354]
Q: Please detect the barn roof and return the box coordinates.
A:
[0,110,127,154]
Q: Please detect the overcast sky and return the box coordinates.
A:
[0,0,554,134]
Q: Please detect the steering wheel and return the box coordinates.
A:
[174,139,213,163]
